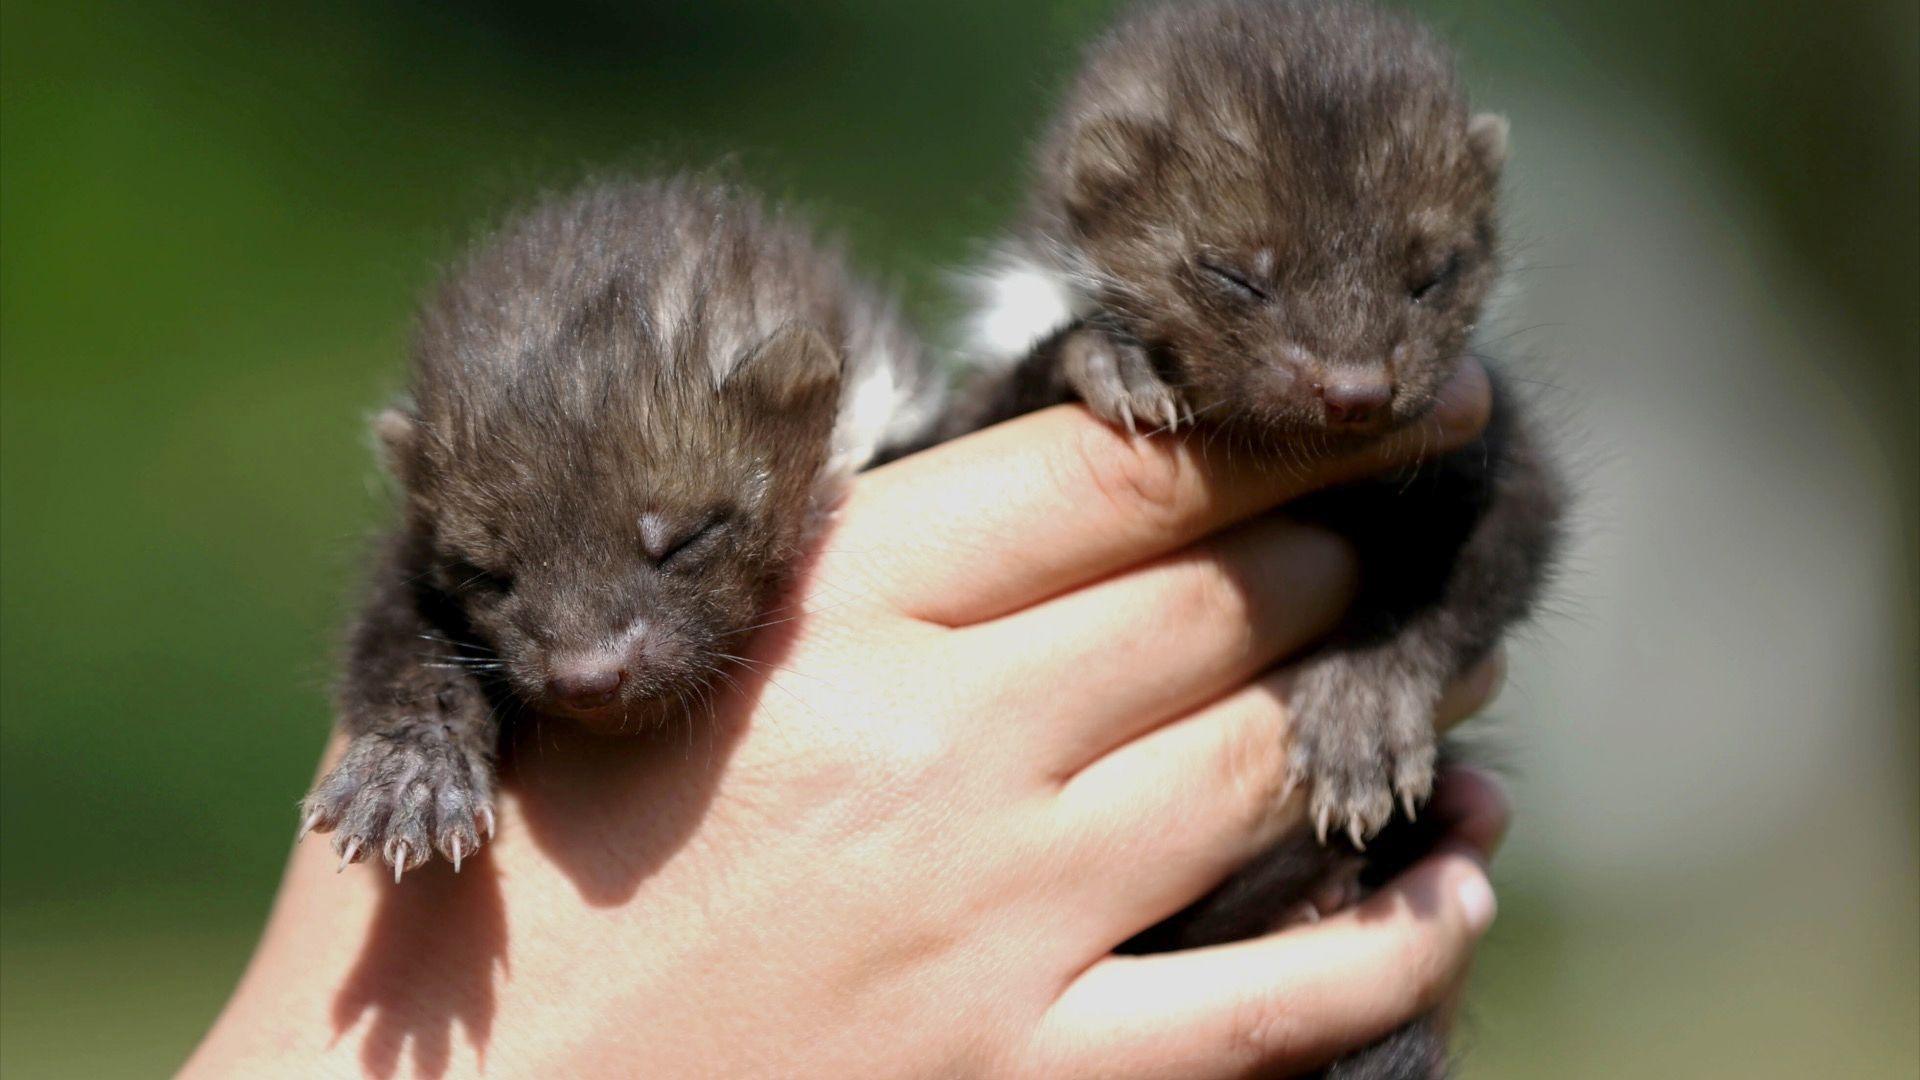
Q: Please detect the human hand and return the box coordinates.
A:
[186,362,1501,1079]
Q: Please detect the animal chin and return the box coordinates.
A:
[541,684,685,731]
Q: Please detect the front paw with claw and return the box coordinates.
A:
[1285,652,1440,849]
[299,720,495,880]
[1060,328,1189,435]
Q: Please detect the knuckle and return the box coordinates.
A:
[823,713,962,817]
[1069,422,1192,531]
[875,721,957,785]
[1287,525,1361,594]
[1159,553,1255,636]
[1211,705,1294,835]
[1224,985,1308,1066]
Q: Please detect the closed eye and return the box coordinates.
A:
[1195,257,1269,302]
[448,559,513,595]
[1410,251,1463,302]
[642,512,728,567]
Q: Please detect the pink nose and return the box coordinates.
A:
[1318,378,1394,425]
[548,665,624,709]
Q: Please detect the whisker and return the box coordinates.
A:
[727,613,803,636]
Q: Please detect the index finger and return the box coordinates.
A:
[838,360,1490,626]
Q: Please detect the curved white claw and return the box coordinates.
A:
[296,810,323,843]
[385,839,414,883]
[478,806,496,840]
[450,836,465,874]
[1314,806,1333,846]
[338,837,361,873]
[1346,819,1368,852]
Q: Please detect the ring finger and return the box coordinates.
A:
[1052,650,1506,936]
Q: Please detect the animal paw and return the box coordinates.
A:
[1285,653,1440,849]
[1060,329,1189,435]
[299,722,495,880]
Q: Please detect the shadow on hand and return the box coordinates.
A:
[503,611,800,906]
[324,604,801,1075]
[330,857,508,1079]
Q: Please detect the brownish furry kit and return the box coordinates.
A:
[300,177,931,878]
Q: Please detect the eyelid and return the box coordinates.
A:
[641,511,725,565]
[1195,256,1268,301]
[1411,251,1463,300]
[448,558,512,593]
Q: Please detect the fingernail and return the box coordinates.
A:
[1457,866,1497,934]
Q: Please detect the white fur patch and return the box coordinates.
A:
[811,249,1083,504]
[825,348,926,487]
[960,253,1085,371]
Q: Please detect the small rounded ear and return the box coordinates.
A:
[371,406,418,476]
[1467,113,1510,176]
[723,325,843,415]
[1061,115,1173,227]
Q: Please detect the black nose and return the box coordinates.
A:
[1318,377,1394,425]
[548,665,624,709]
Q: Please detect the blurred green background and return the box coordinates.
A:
[2,0,1915,1075]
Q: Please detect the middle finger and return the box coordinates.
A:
[962,516,1358,774]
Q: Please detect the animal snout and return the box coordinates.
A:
[1316,376,1394,426]
[548,662,625,710]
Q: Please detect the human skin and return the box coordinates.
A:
[185,361,1506,1080]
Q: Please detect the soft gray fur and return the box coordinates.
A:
[300,176,934,878]
[929,3,1566,1077]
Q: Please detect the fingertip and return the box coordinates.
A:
[1430,766,1513,859]
[1365,360,1490,474]
[1445,849,1498,934]
[1286,522,1363,606]
[1370,845,1497,944]
[1434,358,1492,443]
[1434,648,1507,730]
[1464,648,1508,709]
